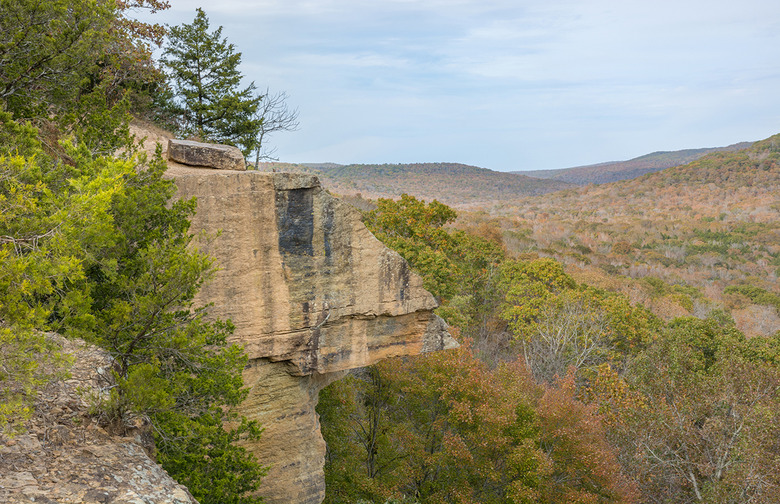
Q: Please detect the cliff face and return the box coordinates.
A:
[170,167,456,504]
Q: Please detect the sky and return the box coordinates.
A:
[134,0,780,172]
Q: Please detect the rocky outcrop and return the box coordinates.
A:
[167,138,246,171]
[0,335,197,504]
[169,166,457,504]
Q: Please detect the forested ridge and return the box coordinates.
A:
[259,161,575,206]
[2,1,780,503]
[518,141,753,185]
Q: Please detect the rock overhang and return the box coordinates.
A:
[168,167,457,503]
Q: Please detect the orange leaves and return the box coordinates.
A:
[324,341,638,504]
[536,371,640,504]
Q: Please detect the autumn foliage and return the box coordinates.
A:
[320,190,780,504]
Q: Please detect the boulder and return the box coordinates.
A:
[167,138,246,171]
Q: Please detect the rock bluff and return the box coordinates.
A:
[169,166,457,504]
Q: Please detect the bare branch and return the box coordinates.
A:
[251,88,300,168]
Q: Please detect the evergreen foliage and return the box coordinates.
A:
[724,284,780,313]
[0,117,266,501]
[161,8,262,156]
[0,112,120,434]
[0,2,288,500]
[0,0,169,154]
[0,0,115,118]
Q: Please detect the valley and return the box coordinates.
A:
[270,135,780,339]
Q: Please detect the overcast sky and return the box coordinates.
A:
[135,0,780,172]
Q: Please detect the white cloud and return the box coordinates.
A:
[132,0,780,171]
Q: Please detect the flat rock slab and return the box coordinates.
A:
[0,335,198,504]
[167,139,246,171]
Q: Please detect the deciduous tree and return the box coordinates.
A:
[590,316,780,503]
[250,88,300,166]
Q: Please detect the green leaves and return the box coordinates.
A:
[364,194,506,322]
[0,4,265,501]
[498,257,660,383]
[320,346,636,504]
[155,409,266,504]
[161,8,262,156]
[585,312,780,504]
[0,0,169,156]
[0,0,115,117]
[0,119,265,502]
[71,147,265,504]
[0,145,128,329]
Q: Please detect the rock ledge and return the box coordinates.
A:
[168,138,245,171]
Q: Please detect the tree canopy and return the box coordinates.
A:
[161,8,262,156]
[320,193,780,504]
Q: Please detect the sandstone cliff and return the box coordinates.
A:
[168,164,457,504]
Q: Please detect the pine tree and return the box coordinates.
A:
[161,8,262,156]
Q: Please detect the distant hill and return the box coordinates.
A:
[258,162,575,207]
[480,133,780,330]
[516,142,753,185]
[495,134,779,225]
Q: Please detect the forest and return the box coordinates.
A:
[259,161,575,207]
[318,183,780,504]
[518,141,753,185]
[2,1,780,504]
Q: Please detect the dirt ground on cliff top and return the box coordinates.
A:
[129,119,204,177]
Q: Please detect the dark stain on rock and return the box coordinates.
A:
[309,327,320,373]
[323,200,335,262]
[276,188,314,257]
[302,301,310,327]
[399,261,410,301]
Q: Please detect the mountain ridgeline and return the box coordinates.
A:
[258,161,575,207]
[516,142,753,185]
[258,141,754,207]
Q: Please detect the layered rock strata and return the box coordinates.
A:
[169,167,457,504]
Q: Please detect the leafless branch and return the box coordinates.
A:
[251,88,300,168]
